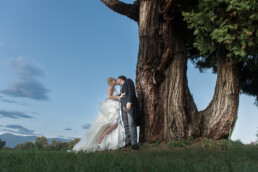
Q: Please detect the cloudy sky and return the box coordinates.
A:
[0,0,257,143]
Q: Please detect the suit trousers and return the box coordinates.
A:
[122,106,137,146]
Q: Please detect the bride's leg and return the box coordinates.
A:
[98,125,118,144]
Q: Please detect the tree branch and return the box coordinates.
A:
[101,0,139,22]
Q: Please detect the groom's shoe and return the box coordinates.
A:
[124,143,131,148]
[132,144,139,150]
[119,143,131,151]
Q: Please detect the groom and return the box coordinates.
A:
[117,75,140,150]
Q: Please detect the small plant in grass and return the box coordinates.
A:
[232,139,244,148]
[188,136,194,141]
[167,139,190,148]
[151,141,160,147]
[168,142,184,148]
[219,139,229,149]
[138,143,147,150]
[203,139,214,148]
[182,139,190,145]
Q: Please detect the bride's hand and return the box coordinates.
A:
[119,93,126,99]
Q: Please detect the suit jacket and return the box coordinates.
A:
[120,78,141,126]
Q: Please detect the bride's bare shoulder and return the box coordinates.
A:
[108,86,114,90]
[107,86,114,92]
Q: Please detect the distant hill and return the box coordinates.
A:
[0,133,72,148]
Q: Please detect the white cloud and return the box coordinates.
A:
[0,96,31,106]
[5,124,35,135]
[0,110,33,119]
[1,57,50,101]
[1,79,49,100]
[81,124,91,129]
[6,57,44,78]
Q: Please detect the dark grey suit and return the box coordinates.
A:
[120,78,140,146]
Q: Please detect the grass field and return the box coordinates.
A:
[0,140,258,172]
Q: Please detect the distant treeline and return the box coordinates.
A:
[0,139,5,149]
[0,136,80,151]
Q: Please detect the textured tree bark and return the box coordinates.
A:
[101,0,241,142]
[199,58,240,139]
[136,0,198,142]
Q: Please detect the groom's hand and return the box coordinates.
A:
[126,102,132,111]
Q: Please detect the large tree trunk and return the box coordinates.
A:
[101,0,241,142]
[199,58,240,139]
[136,0,198,142]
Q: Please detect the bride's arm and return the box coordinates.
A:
[107,87,125,100]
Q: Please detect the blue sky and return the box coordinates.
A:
[0,0,257,143]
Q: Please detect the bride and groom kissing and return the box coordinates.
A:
[72,75,141,152]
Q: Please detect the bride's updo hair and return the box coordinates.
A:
[107,77,115,86]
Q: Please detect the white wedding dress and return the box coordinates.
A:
[72,89,125,153]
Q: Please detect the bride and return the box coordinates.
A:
[72,77,125,152]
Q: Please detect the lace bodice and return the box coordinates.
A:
[112,89,119,97]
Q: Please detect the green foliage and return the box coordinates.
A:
[219,139,230,148]
[168,139,191,148]
[183,0,258,104]
[0,139,6,149]
[219,139,238,150]
[203,139,214,148]
[50,138,80,151]
[14,137,80,151]
[183,0,258,59]
[188,136,194,141]
[234,139,243,145]
[232,139,244,148]
[54,141,69,151]
[151,141,160,147]
[68,138,80,150]
[15,142,35,151]
[34,136,49,150]
[201,138,244,150]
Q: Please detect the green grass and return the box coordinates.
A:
[0,143,257,172]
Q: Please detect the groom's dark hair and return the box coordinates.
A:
[118,75,127,81]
